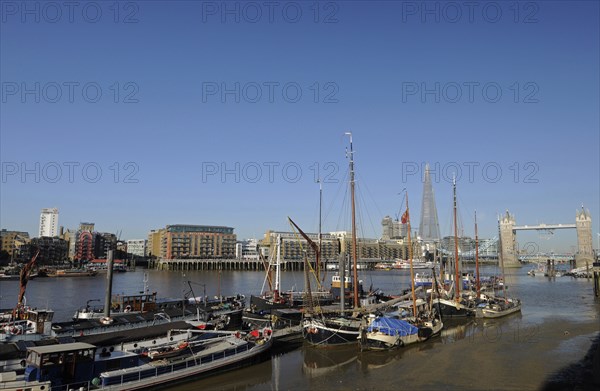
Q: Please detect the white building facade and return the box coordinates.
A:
[39,208,59,237]
[236,238,260,260]
[127,239,147,257]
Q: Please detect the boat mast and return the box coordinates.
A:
[475,211,480,299]
[453,176,460,301]
[438,239,444,291]
[274,234,281,300]
[346,132,359,309]
[406,192,417,317]
[318,179,322,285]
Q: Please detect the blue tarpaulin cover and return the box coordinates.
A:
[366,317,418,337]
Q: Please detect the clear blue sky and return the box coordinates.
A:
[1,1,598,254]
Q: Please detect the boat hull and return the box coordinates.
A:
[476,302,521,318]
[433,299,474,318]
[303,317,361,346]
[0,379,51,391]
[359,318,443,350]
[100,334,272,390]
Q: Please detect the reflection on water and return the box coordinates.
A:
[357,346,406,371]
[174,356,273,391]
[302,345,358,378]
[440,319,476,343]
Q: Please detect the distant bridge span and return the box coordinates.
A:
[513,224,576,231]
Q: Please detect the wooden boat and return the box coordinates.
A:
[433,178,475,318]
[474,215,522,318]
[433,297,474,317]
[359,314,443,350]
[360,190,443,350]
[246,233,333,317]
[476,297,522,318]
[142,340,190,360]
[302,133,364,347]
[248,184,334,321]
[303,315,362,346]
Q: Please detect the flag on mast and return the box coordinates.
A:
[401,209,409,224]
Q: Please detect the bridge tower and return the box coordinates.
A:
[575,206,593,268]
[500,211,520,267]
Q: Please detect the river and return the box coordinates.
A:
[1,265,598,390]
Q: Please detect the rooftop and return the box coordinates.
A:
[166,225,234,234]
[28,342,95,354]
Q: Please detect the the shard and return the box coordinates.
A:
[418,163,441,241]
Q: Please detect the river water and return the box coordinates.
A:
[1,265,598,390]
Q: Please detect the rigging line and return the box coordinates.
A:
[355,182,379,240]
[355,170,385,224]
[445,200,454,238]
[354,184,366,238]
[354,202,376,290]
[322,166,349,226]
[353,188,379,291]
[455,191,467,238]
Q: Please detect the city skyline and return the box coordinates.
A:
[2,201,593,255]
[1,2,598,254]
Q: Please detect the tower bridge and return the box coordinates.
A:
[500,206,594,268]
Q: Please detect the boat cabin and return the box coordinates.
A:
[24,342,96,385]
[23,342,140,387]
[26,309,54,335]
[111,292,158,312]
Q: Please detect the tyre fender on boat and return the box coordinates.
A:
[100,317,114,325]
[261,327,273,341]
[417,326,433,339]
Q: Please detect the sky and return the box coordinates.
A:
[1,0,598,254]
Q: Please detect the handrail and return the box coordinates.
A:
[103,341,253,388]
[11,339,259,391]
